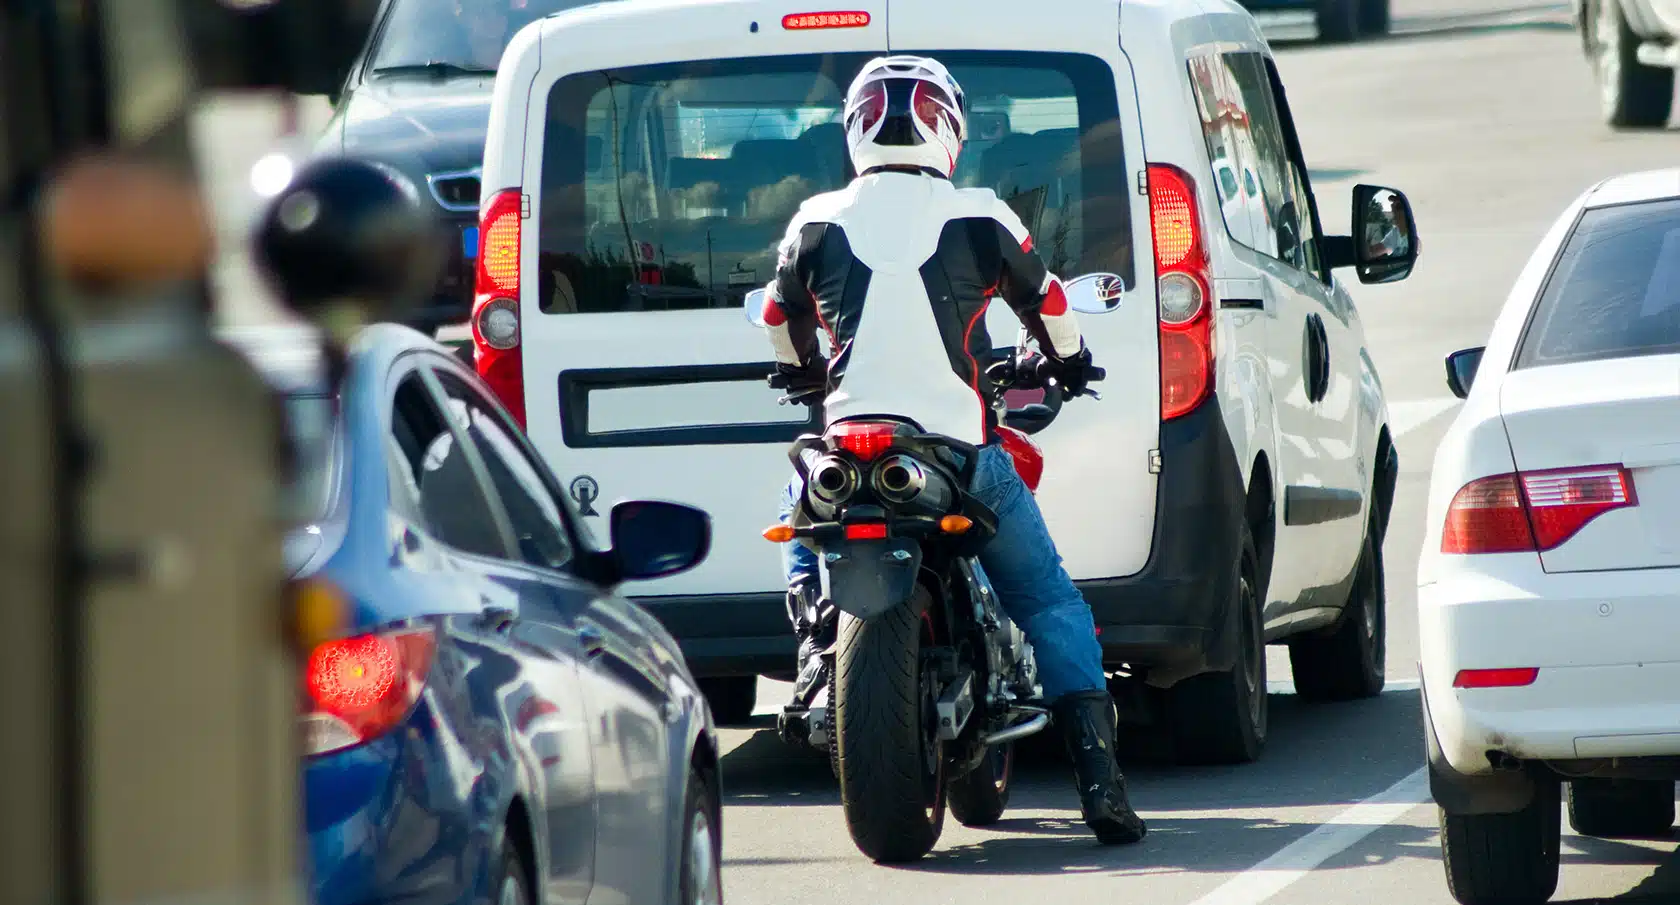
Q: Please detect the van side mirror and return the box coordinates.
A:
[1323,185,1420,285]
[1445,347,1484,399]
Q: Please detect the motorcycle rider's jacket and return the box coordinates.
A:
[762,169,1083,445]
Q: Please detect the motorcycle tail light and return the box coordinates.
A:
[828,421,900,462]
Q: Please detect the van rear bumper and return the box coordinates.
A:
[1084,397,1246,687]
[632,593,796,680]
[636,399,1248,686]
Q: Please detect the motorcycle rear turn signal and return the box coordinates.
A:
[763,525,796,543]
[939,515,973,534]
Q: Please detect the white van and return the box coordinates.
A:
[471,0,1419,764]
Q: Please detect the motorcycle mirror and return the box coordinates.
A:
[253,155,443,337]
[1063,272,1125,315]
[744,287,768,328]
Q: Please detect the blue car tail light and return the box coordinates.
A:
[301,624,436,756]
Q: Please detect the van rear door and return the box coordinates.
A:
[519,1,891,597]
[518,0,1161,597]
[889,1,1163,579]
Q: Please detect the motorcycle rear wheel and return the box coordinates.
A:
[833,585,947,863]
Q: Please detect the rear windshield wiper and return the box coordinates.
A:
[370,61,497,79]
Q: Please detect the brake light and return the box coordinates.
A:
[472,188,525,426]
[1522,465,1635,550]
[1453,667,1539,689]
[1148,164,1215,421]
[829,421,898,462]
[301,626,435,756]
[1440,466,1636,554]
[845,523,888,540]
[782,11,871,29]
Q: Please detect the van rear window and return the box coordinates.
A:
[536,51,1131,314]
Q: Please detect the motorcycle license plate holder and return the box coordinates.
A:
[818,536,923,621]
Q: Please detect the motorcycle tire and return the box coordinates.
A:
[948,741,1013,827]
[833,584,947,863]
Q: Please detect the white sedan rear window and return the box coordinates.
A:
[1517,198,1680,368]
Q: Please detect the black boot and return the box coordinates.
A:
[776,581,835,744]
[1052,690,1147,845]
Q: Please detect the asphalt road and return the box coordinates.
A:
[190,3,1680,902]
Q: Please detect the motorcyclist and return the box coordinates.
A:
[759,55,1147,846]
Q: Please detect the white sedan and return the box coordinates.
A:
[1418,167,1680,905]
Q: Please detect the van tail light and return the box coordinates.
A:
[1440,465,1635,554]
[1147,163,1215,421]
[472,188,525,426]
[827,421,899,462]
[301,625,436,756]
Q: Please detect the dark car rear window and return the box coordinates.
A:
[1516,197,1680,369]
[535,51,1131,315]
[368,0,596,72]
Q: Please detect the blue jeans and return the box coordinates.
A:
[778,443,1106,702]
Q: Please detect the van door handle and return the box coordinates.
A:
[578,624,606,658]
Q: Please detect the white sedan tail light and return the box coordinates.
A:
[1441,465,1636,554]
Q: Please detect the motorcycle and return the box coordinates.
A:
[744,273,1118,863]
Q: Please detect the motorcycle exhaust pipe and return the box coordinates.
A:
[809,455,860,506]
[873,453,928,504]
[873,453,953,510]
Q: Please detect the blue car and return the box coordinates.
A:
[226,323,724,905]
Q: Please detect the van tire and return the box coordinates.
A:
[833,587,946,862]
[1439,779,1561,905]
[1593,0,1674,128]
[699,676,758,726]
[1359,0,1391,34]
[1567,779,1676,838]
[1168,522,1267,765]
[1288,513,1386,702]
[1317,0,1362,42]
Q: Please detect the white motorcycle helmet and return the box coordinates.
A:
[842,55,967,178]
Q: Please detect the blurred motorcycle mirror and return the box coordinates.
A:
[253,155,444,345]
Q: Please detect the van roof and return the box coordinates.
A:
[529,0,1238,42]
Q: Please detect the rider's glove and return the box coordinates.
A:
[777,359,827,396]
[1040,345,1098,399]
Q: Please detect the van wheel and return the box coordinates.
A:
[1593,0,1674,128]
[1317,0,1362,43]
[700,676,758,726]
[1168,522,1267,765]
[679,768,724,905]
[1568,779,1676,837]
[1439,779,1561,905]
[1359,0,1391,34]
[1288,513,1386,702]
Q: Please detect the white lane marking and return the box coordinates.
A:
[1184,767,1430,905]
[1388,397,1461,439]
